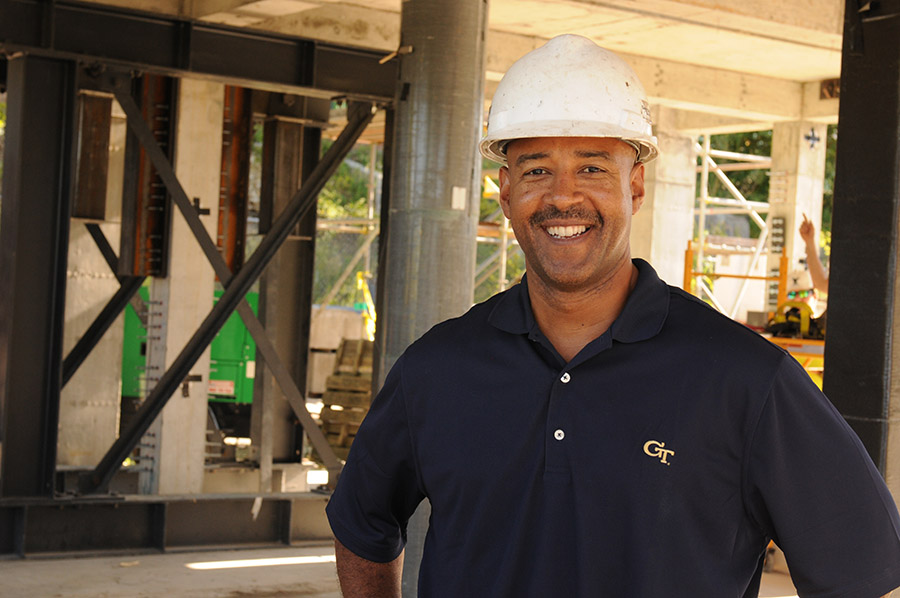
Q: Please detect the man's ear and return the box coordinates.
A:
[498,166,512,219]
[630,162,646,215]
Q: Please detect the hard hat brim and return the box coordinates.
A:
[480,121,659,166]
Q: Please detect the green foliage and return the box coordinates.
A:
[313,230,378,307]
[479,155,504,220]
[313,140,381,307]
[697,131,772,239]
[706,130,772,204]
[697,128,836,244]
[474,244,525,304]
[317,140,377,220]
[475,155,526,302]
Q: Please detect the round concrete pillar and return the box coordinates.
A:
[375,0,489,594]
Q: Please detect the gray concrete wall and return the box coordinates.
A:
[155,78,224,494]
[632,107,696,286]
[58,104,127,467]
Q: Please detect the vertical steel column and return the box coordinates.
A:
[252,109,321,490]
[0,55,77,497]
[118,75,175,278]
[218,86,251,274]
[72,93,112,220]
[823,1,900,482]
[372,107,394,389]
[376,0,489,593]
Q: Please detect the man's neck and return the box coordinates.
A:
[528,260,638,363]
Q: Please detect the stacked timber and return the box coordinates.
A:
[319,339,374,460]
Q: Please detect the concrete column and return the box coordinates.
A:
[765,121,827,308]
[60,222,123,466]
[377,1,488,594]
[378,0,488,376]
[632,106,696,285]
[59,100,127,467]
[153,78,224,494]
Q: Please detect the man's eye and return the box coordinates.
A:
[525,168,548,176]
[584,166,607,174]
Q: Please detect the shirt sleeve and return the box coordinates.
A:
[325,355,425,563]
[745,355,900,598]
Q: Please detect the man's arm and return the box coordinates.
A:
[335,539,403,598]
[799,214,829,294]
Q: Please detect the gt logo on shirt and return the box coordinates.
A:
[643,440,675,465]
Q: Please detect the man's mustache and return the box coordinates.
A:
[528,205,603,228]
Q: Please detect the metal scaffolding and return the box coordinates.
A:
[690,135,775,320]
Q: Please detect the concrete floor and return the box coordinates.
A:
[0,543,798,598]
[0,544,342,598]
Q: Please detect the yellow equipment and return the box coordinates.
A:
[766,300,824,340]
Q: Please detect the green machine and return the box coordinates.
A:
[208,289,258,406]
[121,287,259,434]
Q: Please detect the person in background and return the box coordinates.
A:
[799,213,829,295]
[786,267,821,317]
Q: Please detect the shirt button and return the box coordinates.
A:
[560,372,571,383]
[554,429,565,441]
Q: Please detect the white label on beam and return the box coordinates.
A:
[451,186,467,211]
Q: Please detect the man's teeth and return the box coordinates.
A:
[546,225,588,239]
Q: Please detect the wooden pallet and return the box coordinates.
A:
[317,338,374,462]
[333,339,374,374]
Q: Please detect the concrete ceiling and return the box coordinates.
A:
[82,0,845,132]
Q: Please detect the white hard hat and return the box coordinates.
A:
[480,34,659,165]
[787,269,814,293]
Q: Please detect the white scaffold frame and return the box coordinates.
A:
[692,135,774,320]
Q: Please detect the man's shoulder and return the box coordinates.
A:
[663,284,787,365]
[407,289,511,354]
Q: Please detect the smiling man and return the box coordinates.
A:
[498,136,645,362]
[326,35,900,597]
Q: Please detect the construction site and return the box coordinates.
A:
[1,0,898,596]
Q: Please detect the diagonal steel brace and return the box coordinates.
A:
[79,80,375,494]
[62,224,146,387]
[85,222,150,327]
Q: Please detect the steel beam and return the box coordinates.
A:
[823,0,900,475]
[62,223,147,387]
[0,493,331,556]
[218,85,251,274]
[0,0,396,101]
[78,94,374,494]
[111,81,345,478]
[118,74,175,277]
[0,55,77,498]
[72,93,112,220]
[85,223,119,273]
[86,222,150,327]
[62,274,145,387]
[253,116,321,484]
[110,78,347,476]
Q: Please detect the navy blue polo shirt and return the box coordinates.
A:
[327,259,900,597]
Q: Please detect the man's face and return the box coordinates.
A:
[498,136,645,294]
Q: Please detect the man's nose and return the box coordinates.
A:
[548,172,583,207]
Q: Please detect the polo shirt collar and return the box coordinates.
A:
[488,258,669,344]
